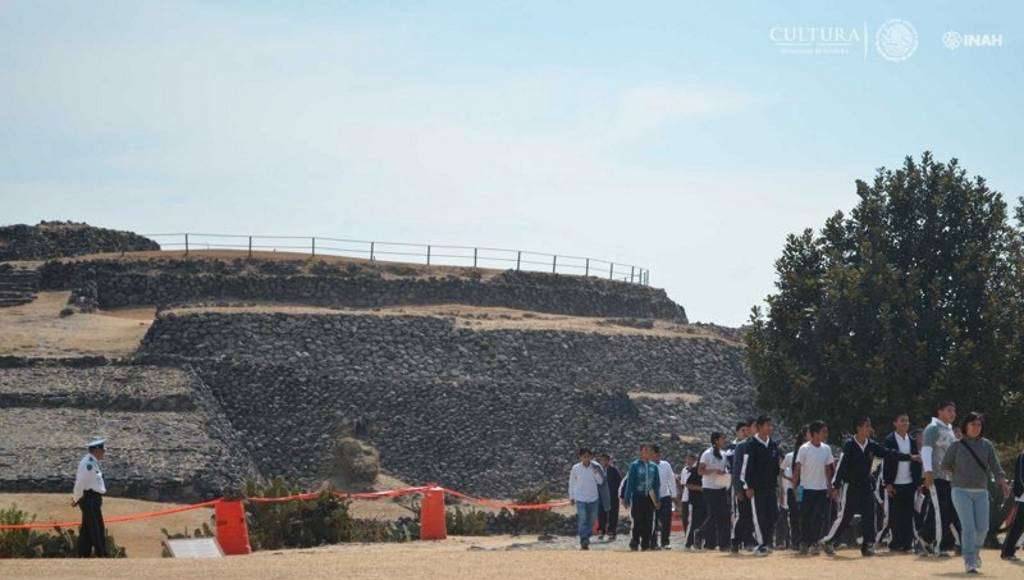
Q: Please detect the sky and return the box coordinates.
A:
[1,1,1022,325]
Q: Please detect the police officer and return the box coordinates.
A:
[72,438,108,557]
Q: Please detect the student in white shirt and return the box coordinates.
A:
[568,447,605,550]
[72,438,109,557]
[793,421,836,554]
[781,427,808,551]
[651,445,678,549]
[699,432,733,551]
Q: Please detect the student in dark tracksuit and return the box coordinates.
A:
[597,453,623,540]
[881,413,922,552]
[1001,449,1024,561]
[822,416,912,557]
[729,419,757,552]
[623,443,661,552]
[684,460,706,549]
[740,415,782,555]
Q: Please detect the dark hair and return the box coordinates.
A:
[735,421,748,432]
[808,420,827,435]
[598,452,611,460]
[746,417,757,427]
[936,400,956,413]
[710,431,725,459]
[640,442,652,451]
[686,452,698,460]
[910,428,923,438]
[854,416,872,429]
[794,430,805,450]
[578,447,592,457]
[756,415,772,427]
[650,444,661,454]
[892,412,909,422]
[960,412,985,435]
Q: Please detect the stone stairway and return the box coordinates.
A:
[0,265,40,307]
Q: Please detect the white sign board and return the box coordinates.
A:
[164,538,224,559]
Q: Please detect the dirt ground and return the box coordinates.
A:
[1,535,1020,579]
[0,292,154,357]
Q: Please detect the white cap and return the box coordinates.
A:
[87,438,106,448]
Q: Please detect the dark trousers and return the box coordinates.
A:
[653,495,673,547]
[629,494,655,550]
[923,479,961,551]
[823,484,875,548]
[77,491,106,558]
[1002,501,1023,558]
[751,489,778,548]
[731,492,754,547]
[597,497,620,536]
[703,488,731,549]
[800,489,829,547]
[685,493,706,548]
[889,483,916,550]
[786,489,801,548]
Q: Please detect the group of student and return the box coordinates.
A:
[567,401,1024,575]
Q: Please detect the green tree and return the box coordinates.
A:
[747,153,1024,441]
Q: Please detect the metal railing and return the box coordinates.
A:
[139,232,650,285]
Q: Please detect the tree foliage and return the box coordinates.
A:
[747,153,1024,441]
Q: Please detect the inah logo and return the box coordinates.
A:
[944,31,1004,50]
[876,19,918,61]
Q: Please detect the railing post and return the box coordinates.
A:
[630,266,635,283]
[585,258,589,277]
[516,251,521,271]
[312,237,316,257]
[427,245,431,265]
[370,241,375,261]
[552,255,557,274]
[185,233,189,256]
[248,236,252,258]
[609,262,613,279]
[473,247,478,268]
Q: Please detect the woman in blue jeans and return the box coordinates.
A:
[941,412,1012,574]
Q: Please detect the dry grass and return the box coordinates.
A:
[1,536,1018,579]
[0,292,154,357]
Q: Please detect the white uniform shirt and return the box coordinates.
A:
[698,448,732,489]
[795,442,834,491]
[657,460,677,499]
[679,466,691,502]
[781,451,795,492]
[73,452,106,502]
[893,432,913,485]
[568,461,604,503]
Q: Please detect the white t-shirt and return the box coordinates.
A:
[781,451,795,492]
[795,442,835,491]
[699,447,732,490]
[679,466,691,502]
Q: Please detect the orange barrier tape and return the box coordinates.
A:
[0,499,221,531]
[0,486,570,529]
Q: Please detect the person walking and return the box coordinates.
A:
[794,421,835,555]
[740,415,782,556]
[822,416,912,557]
[568,448,605,550]
[942,412,1011,574]
[699,432,733,552]
[651,445,678,550]
[597,453,623,541]
[922,401,961,556]
[1001,446,1024,561]
[780,428,807,550]
[682,454,706,550]
[882,412,922,553]
[72,438,108,558]
[729,418,757,553]
[623,443,661,552]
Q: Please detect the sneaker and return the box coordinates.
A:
[754,546,770,557]
[609,534,617,541]
[661,545,672,550]
[730,544,740,554]
[936,550,952,558]
[966,565,979,574]
[810,543,821,556]
[823,543,836,556]
[799,545,809,556]
[598,534,605,541]
[580,544,589,551]
[861,545,876,557]
[629,543,639,552]
[1001,554,1020,561]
